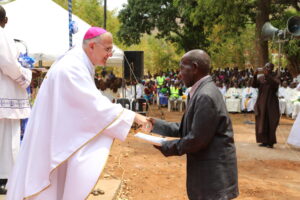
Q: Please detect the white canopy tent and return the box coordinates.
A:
[3,0,124,66]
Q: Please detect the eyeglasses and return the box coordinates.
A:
[96,42,114,54]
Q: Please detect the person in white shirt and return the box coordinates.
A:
[6,27,152,200]
[241,80,258,112]
[225,82,242,113]
[135,79,144,99]
[286,82,299,117]
[216,80,226,101]
[0,6,32,194]
[278,81,289,115]
[290,82,300,119]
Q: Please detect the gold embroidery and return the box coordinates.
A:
[24,109,125,199]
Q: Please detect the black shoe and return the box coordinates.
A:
[0,185,7,195]
[258,143,268,147]
[266,144,274,148]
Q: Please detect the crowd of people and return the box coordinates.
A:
[94,67,300,120]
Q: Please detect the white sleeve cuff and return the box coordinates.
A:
[102,109,136,141]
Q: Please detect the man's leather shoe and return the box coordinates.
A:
[266,144,274,148]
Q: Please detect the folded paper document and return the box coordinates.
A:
[134,132,167,146]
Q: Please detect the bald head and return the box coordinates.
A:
[0,5,7,28]
[179,49,211,87]
[181,49,211,74]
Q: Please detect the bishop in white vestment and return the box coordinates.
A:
[6,27,151,200]
[0,6,32,194]
[241,81,258,112]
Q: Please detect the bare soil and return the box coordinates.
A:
[99,106,300,200]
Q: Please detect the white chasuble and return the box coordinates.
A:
[6,46,135,200]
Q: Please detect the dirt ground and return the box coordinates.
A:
[99,105,300,200]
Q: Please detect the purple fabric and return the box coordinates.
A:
[84,27,107,40]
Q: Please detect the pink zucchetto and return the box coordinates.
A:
[83,27,107,40]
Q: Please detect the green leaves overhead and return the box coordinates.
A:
[118,0,210,51]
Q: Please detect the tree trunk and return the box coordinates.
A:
[255,0,271,68]
[287,55,300,77]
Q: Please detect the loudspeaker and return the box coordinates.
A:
[124,51,144,80]
[261,22,279,41]
[287,16,300,37]
[261,16,300,41]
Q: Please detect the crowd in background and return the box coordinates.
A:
[93,67,300,119]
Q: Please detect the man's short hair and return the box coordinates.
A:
[82,36,100,46]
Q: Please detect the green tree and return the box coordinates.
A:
[271,8,300,75]
[208,24,256,69]
[118,0,300,73]
[117,0,255,69]
[118,0,210,52]
[122,35,182,73]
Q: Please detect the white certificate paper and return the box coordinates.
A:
[134,132,167,146]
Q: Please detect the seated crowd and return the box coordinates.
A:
[93,67,300,118]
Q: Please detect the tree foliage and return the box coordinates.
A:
[118,0,300,73]
[118,0,210,52]
[271,7,300,75]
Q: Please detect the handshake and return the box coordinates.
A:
[133,113,154,133]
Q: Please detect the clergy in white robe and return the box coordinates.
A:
[6,27,151,200]
[241,80,258,112]
[287,82,300,148]
[291,83,300,119]
[241,87,257,112]
[285,83,299,117]
[278,81,289,115]
[225,83,242,113]
[0,6,32,194]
